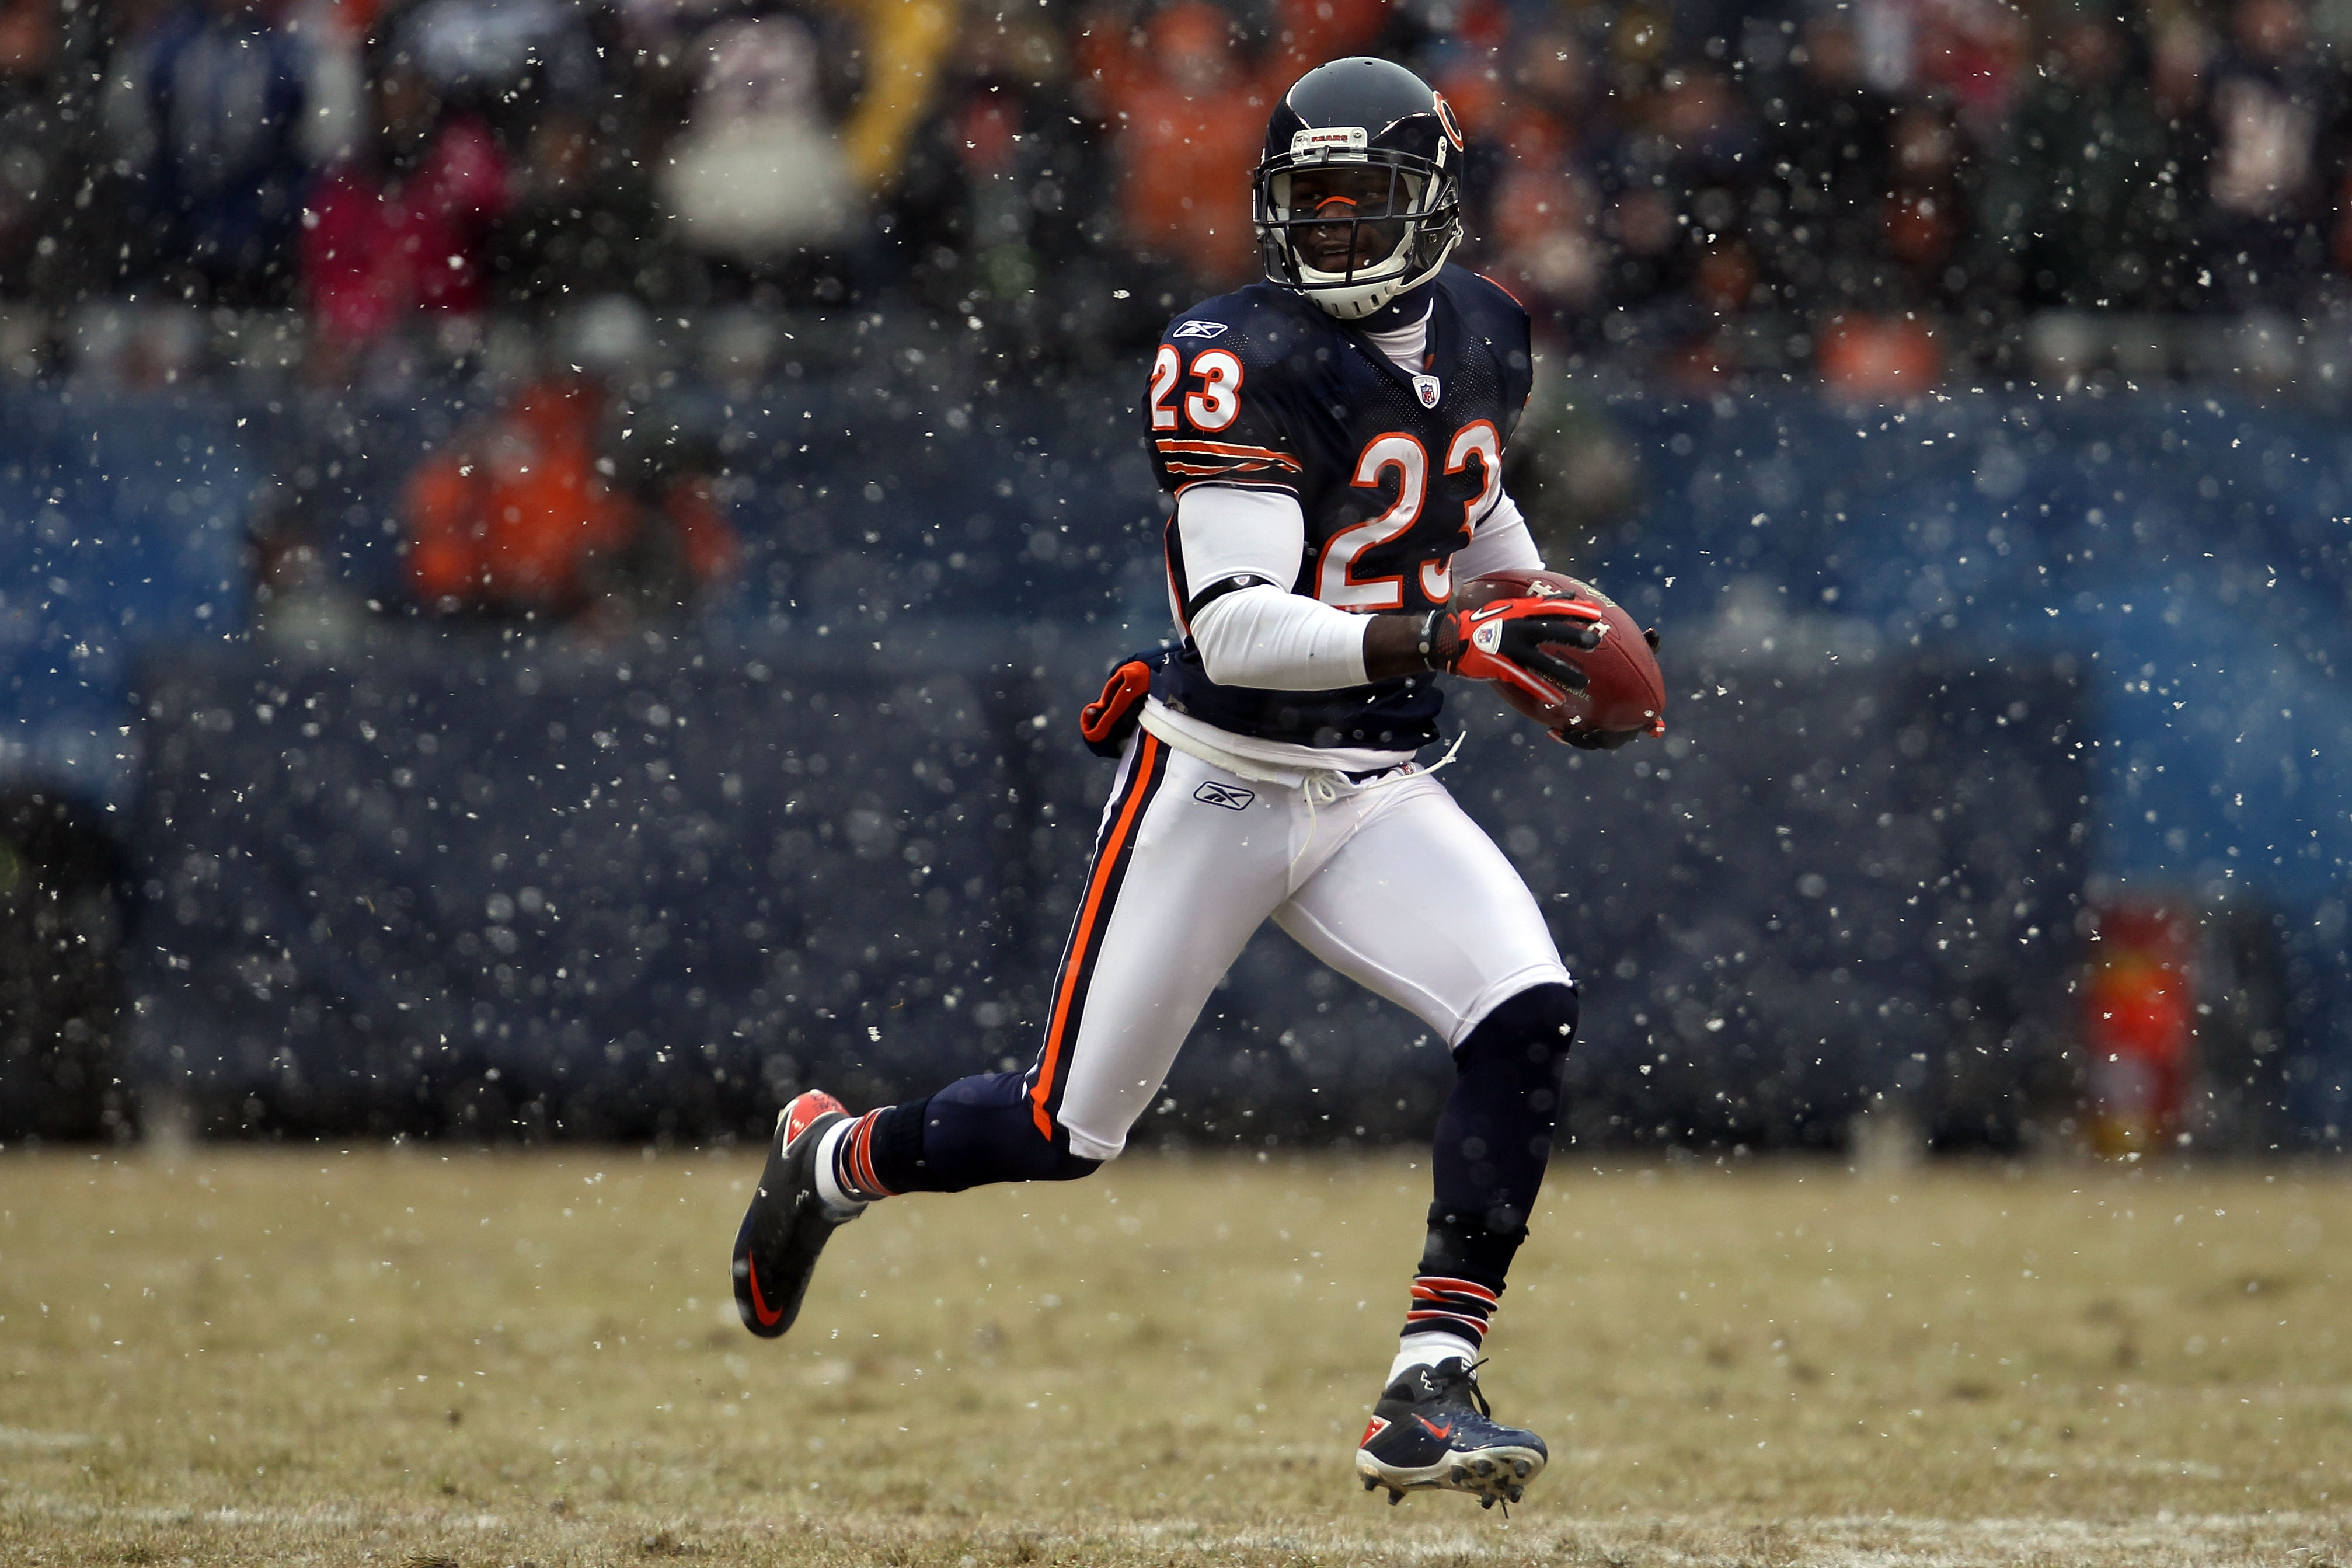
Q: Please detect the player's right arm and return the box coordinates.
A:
[1177,488,1598,691]
[1149,312,1380,692]
[1178,486,1369,689]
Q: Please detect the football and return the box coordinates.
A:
[1452,569,1666,741]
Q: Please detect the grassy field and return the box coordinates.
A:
[1,1145,2347,1567]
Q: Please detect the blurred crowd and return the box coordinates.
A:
[1,0,2351,393]
[6,0,2347,1144]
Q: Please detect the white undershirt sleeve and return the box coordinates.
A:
[1448,488,1545,580]
[1190,584,1371,689]
[1174,485,1306,588]
[1177,486,1371,690]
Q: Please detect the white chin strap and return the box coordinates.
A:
[1296,231,1457,320]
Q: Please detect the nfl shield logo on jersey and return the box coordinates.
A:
[1412,374,1441,407]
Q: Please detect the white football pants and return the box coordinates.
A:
[1026,727,1572,1162]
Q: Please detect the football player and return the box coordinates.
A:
[736,56,1618,1511]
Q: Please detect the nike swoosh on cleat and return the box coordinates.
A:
[1416,1416,1454,1439]
[746,1254,783,1326]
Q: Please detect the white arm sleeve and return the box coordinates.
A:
[1177,486,1371,689]
[1448,489,1545,580]
[1190,584,1371,689]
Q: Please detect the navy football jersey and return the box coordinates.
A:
[1143,264,1535,753]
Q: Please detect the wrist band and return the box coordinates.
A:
[1416,609,1444,670]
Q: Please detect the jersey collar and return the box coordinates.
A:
[1344,277,1460,397]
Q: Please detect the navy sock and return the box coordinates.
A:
[867,1070,1100,1194]
[1402,982,1578,1344]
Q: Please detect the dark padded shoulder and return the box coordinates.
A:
[1440,264,1532,334]
[1436,267,1535,439]
[1148,284,1324,498]
[1159,284,1333,372]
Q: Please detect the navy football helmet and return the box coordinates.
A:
[1252,57,1465,320]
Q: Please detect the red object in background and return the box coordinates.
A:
[1103,1,1268,285]
[1267,0,1389,78]
[2081,899,2197,1156]
[404,378,737,619]
[1884,190,1957,268]
[1817,315,1944,396]
[302,115,513,348]
[1079,0,1385,290]
[1911,0,2026,135]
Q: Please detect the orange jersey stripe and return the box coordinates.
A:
[1154,440,1301,468]
[1162,459,1293,476]
[1158,457,1301,473]
[1030,733,1163,1138]
[1476,270,1529,311]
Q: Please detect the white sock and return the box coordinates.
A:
[810,1119,867,1219]
[1388,1332,1479,1386]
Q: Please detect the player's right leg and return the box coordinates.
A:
[1274,772,1575,1506]
[733,731,1288,1337]
[731,1087,853,1337]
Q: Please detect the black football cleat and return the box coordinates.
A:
[731,1090,855,1339]
[1355,1358,1547,1510]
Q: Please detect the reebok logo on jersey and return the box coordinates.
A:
[1173,320,1229,340]
[1193,781,1256,811]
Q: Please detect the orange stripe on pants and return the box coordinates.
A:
[1030,733,1163,1138]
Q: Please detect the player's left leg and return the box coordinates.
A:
[734,734,1294,1339]
[1273,773,1577,1507]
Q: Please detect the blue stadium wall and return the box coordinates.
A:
[3,371,2346,1148]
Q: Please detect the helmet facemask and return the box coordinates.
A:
[1253,148,1461,320]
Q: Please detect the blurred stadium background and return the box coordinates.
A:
[0,0,2348,1159]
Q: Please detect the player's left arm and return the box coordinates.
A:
[1179,485,1576,694]
[1359,271,1576,684]
[1372,483,1601,691]
[1361,589,1599,684]
[1439,271,1546,580]
[1446,488,1543,579]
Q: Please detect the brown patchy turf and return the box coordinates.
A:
[0,1145,2347,1566]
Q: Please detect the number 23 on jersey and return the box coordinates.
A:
[1150,346,1242,432]
[1154,346,1503,612]
[1318,420,1498,610]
